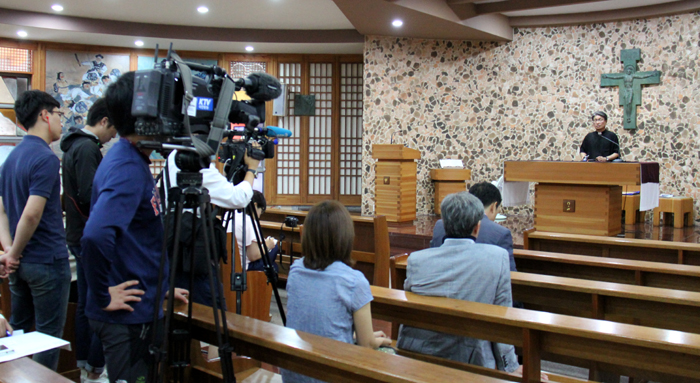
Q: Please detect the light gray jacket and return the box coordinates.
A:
[396,238,519,372]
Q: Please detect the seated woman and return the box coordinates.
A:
[282,200,390,383]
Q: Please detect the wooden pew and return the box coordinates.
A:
[510,271,700,334]
[260,208,390,287]
[0,357,74,383]
[514,249,700,292]
[370,285,700,383]
[393,255,700,334]
[524,230,700,265]
[173,302,509,383]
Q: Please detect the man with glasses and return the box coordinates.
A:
[0,90,71,371]
[579,111,620,162]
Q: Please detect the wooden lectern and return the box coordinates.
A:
[430,169,471,215]
[504,161,650,236]
[372,144,421,223]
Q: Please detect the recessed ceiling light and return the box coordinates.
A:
[245,46,254,52]
[17,30,28,38]
[392,19,403,27]
[51,4,64,12]
[197,6,209,13]
[135,40,144,47]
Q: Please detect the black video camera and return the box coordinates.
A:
[130,44,284,176]
[284,216,299,228]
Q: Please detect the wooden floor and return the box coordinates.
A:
[388,213,700,255]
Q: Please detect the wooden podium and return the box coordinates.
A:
[504,161,650,236]
[372,144,421,222]
[430,168,471,215]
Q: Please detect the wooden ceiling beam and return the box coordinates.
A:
[475,0,607,15]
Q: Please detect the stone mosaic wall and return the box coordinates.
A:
[362,12,700,218]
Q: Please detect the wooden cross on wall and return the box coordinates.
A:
[601,49,661,130]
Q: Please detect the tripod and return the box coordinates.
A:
[149,170,236,383]
[222,202,286,325]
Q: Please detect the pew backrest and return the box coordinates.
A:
[524,230,700,265]
[510,271,700,334]
[514,248,700,292]
[176,302,509,383]
[371,285,700,383]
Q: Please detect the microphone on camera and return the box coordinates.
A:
[256,126,292,138]
[236,73,282,102]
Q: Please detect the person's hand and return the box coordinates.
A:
[167,288,189,305]
[103,280,145,312]
[596,156,607,162]
[373,331,392,348]
[514,365,549,381]
[265,237,276,250]
[244,142,261,170]
[0,313,12,337]
[0,251,21,278]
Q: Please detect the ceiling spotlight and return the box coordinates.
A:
[135,40,144,47]
[197,6,209,13]
[17,30,28,38]
[245,46,254,52]
[51,4,64,11]
[392,19,403,27]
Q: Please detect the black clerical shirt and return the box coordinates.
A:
[580,129,620,160]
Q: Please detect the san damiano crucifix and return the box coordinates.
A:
[600,48,661,130]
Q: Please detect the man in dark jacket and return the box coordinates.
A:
[60,97,116,382]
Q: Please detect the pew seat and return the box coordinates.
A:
[174,302,509,383]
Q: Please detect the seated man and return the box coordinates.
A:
[233,191,279,272]
[398,192,522,374]
[431,182,516,272]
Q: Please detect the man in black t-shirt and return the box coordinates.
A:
[580,111,620,162]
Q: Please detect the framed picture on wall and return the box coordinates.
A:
[45,50,129,157]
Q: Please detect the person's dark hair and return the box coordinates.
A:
[14,90,60,129]
[302,200,354,270]
[592,111,608,121]
[249,190,266,216]
[441,192,484,238]
[86,97,110,127]
[56,72,64,80]
[95,54,104,59]
[104,71,136,136]
[468,182,502,209]
[101,75,110,81]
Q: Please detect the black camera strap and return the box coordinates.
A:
[170,53,215,159]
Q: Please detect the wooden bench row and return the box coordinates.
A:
[524,230,700,265]
[514,248,700,292]
[392,254,700,334]
[176,302,510,383]
[370,285,700,383]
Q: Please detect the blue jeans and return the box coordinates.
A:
[9,257,71,371]
[69,246,106,374]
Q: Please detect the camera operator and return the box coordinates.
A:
[81,72,188,383]
[165,133,261,309]
[233,191,280,272]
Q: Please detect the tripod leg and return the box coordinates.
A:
[200,199,236,383]
[249,206,286,326]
